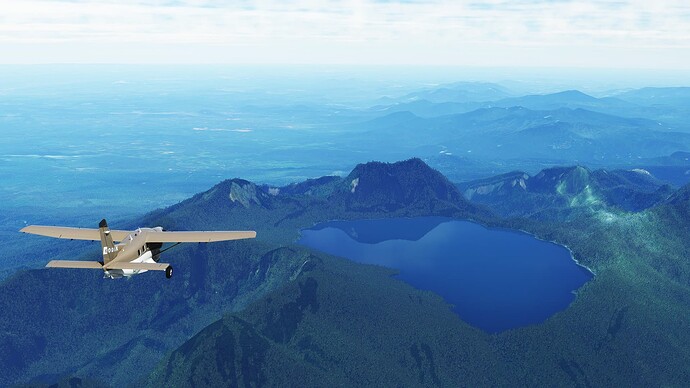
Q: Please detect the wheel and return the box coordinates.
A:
[165,265,173,279]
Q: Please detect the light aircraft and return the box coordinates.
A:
[20,219,256,279]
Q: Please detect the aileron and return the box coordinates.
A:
[105,262,170,271]
[21,225,130,241]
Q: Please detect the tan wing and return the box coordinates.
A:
[46,260,103,269]
[143,230,256,243]
[21,225,131,242]
[105,262,170,271]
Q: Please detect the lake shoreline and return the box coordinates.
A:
[298,216,594,333]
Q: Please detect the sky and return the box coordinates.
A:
[0,0,689,69]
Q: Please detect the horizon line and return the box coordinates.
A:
[0,63,689,72]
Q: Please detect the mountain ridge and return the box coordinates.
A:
[460,165,674,217]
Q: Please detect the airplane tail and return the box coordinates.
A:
[99,219,118,265]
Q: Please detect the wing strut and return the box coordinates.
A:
[157,242,182,256]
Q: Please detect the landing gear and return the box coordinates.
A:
[165,265,173,279]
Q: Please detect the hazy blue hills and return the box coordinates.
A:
[622,152,690,188]
[648,150,690,166]
[491,90,637,113]
[3,77,689,226]
[614,86,690,107]
[371,86,690,133]
[368,99,483,118]
[358,85,690,192]
[354,106,690,165]
[386,81,515,104]
[369,81,514,117]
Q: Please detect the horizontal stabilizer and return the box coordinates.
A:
[144,230,256,243]
[46,260,103,269]
[21,225,130,242]
[105,262,171,271]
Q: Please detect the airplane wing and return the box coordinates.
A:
[46,260,103,269]
[20,226,131,242]
[143,230,257,243]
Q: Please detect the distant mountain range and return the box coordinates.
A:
[363,86,690,179]
[372,89,634,118]
[373,85,690,123]
[613,86,690,107]
[378,81,515,104]
[4,158,690,386]
[354,105,690,166]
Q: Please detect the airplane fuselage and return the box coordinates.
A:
[104,227,163,279]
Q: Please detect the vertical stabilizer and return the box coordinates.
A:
[99,219,118,264]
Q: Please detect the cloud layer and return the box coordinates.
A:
[1,0,688,68]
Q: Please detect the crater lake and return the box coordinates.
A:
[297,217,594,333]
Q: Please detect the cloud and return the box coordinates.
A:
[0,0,688,68]
[192,127,252,132]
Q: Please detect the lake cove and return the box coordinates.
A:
[297,217,593,333]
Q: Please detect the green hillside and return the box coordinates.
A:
[146,253,503,387]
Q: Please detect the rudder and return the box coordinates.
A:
[99,219,118,264]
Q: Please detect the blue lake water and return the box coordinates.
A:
[297,217,593,333]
